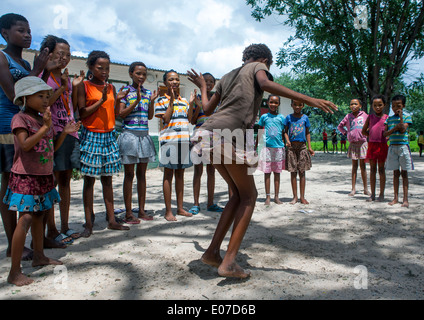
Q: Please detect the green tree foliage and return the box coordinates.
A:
[247,0,424,113]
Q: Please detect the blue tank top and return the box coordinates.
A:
[0,51,31,134]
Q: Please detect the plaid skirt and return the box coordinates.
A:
[80,127,121,177]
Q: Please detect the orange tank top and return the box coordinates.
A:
[82,81,115,132]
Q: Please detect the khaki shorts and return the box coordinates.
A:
[385,144,414,171]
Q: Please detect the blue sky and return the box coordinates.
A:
[1,0,423,82]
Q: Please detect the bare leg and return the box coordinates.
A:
[377,161,386,201]
[136,163,152,220]
[349,160,358,196]
[264,173,271,205]
[193,164,203,207]
[102,175,129,230]
[81,176,95,237]
[289,172,298,204]
[206,164,215,207]
[401,170,409,207]
[389,170,400,205]
[274,172,282,204]
[175,169,191,217]
[360,159,370,195]
[299,171,309,204]
[123,164,137,221]
[367,160,377,202]
[7,213,33,286]
[163,168,176,221]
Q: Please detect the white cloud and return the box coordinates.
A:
[0,0,295,78]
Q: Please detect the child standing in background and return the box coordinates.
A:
[5,76,79,286]
[322,129,329,153]
[362,94,389,202]
[284,100,314,205]
[39,35,84,245]
[331,129,338,154]
[338,99,370,197]
[155,70,192,221]
[188,72,223,215]
[257,95,285,205]
[384,94,413,208]
[77,50,130,237]
[118,62,158,223]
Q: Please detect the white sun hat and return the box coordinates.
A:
[13,76,52,107]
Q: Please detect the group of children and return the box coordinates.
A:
[0,12,410,286]
[257,93,414,210]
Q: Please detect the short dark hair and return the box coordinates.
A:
[202,72,216,83]
[0,13,28,31]
[371,94,386,105]
[352,98,363,106]
[267,94,280,103]
[129,61,147,73]
[391,94,406,105]
[163,69,178,83]
[40,35,69,53]
[242,44,273,66]
[86,50,110,68]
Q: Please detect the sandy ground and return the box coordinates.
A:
[0,151,423,300]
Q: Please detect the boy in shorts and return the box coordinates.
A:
[384,94,413,208]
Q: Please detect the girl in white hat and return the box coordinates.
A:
[4,76,80,286]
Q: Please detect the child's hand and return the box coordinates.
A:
[63,120,81,134]
[116,86,131,101]
[72,70,85,87]
[309,148,315,156]
[33,48,51,73]
[43,107,52,129]
[187,69,206,89]
[286,141,291,148]
[60,68,69,91]
[190,89,197,104]
[151,89,159,102]
[101,83,109,102]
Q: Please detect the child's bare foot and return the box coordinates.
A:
[289,197,298,205]
[8,271,34,287]
[165,211,177,221]
[366,195,375,202]
[108,222,130,231]
[364,189,371,196]
[32,255,63,267]
[177,209,192,217]
[218,262,251,279]
[124,213,141,224]
[138,210,153,221]
[388,199,399,206]
[264,197,271,205]
[348,190,356,196]
[401,201,409,208]
[300,198,309,205]
[376,195,385,202]
[274,197,283,204]
[201,252,223,268]
[80,227,92,238]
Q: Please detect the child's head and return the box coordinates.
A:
[13,76,52,112]
[391,94,406,115]
[86,50,110,83]
[371,94,386,115]
[267,95,280,113]
[349,98,362,113]
[0,13,30,48]
[202,73,216,93]
[242,44,273,68]
[40,35,70,70]
[129,62,147,86]
[291,99,304,113]
[163,69,180,91]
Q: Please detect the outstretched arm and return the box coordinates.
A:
[187,69,220,116]
[255,70,338,114]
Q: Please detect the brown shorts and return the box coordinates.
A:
[286,143,312,173]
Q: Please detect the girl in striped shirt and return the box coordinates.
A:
[155,70,193,221]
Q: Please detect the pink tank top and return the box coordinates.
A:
[369,114,388,143]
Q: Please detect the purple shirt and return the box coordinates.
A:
[369,113,388,143]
